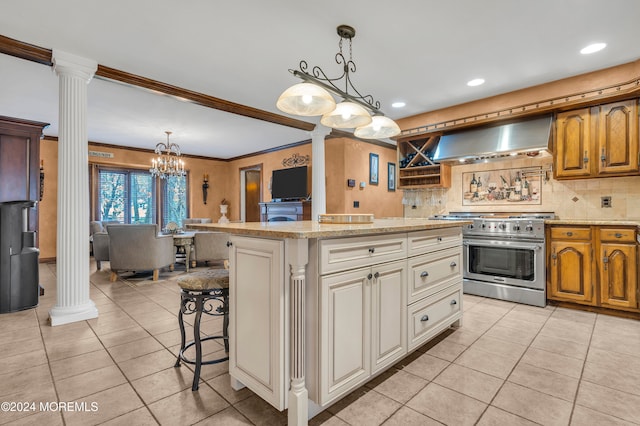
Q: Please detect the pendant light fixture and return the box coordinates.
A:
[276,25,400,139]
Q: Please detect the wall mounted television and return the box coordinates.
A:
[271,166,308,201]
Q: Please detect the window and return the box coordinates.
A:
[162,175,188,228]
[95,166,189,226]
[97,168,156,224]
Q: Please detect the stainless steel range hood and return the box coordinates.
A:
[433,115,553,163]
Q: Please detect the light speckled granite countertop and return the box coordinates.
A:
[187,218,471,239]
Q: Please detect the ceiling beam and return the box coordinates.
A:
[0,34,315,131]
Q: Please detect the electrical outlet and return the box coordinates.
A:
[601,196,612,208]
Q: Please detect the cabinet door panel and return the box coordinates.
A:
[600,243,638,310]
[548,241,594,304]
[597,100,639,175]
[320,269,370,404]
[555,109,592,178]
[0,134,30,202]
[371,260,406,374]
[229,236,286,410]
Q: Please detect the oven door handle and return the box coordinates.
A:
[464,240,543,251]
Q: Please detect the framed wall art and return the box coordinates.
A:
[369,153,379,185]
[388,162,396,191]
[462,166,542,206]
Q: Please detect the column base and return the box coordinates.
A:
[49,300,98,326]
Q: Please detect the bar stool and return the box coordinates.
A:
[174,269,229,391]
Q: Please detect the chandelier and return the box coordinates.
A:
[149,131,186,179]
[277,25,400,140]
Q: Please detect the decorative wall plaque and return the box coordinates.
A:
[282,153,309,167]
[462,166,542,206]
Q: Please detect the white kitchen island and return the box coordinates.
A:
[189,218,469,426]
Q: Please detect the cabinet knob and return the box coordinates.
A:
[615,233,623,238]
[450,300,457,305]
[226,241,232,247]
[437,236,443,242]
[420,271,429,278]
[566,231,573,237]
[450,261,457,267]
[367,273,373,280]
[368,247,375,254]
[420,315,429,322]
[374,271,380,279]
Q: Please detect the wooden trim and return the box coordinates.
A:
[229,139,312,161]
[0,35,52,66]
[399,72,640,138]
[0,115,50,130]
[95,65,316,132]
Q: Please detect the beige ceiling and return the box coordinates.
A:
[1,0,639,159]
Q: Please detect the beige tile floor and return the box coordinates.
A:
[1,261,639,425]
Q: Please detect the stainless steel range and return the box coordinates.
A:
[432,212,555,307]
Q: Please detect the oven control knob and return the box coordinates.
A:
[513,224,520,231]
[525,224,534,232]
[468,224,474,230]
[481,223,486,229]
[499,223,507,230]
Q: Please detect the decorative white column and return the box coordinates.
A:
[311,124,331,221]
[49,50,98,326]
[286,238,309,426]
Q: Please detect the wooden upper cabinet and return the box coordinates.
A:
[554,99,639,179]
[555,108,592,179]
[596,100,639,175]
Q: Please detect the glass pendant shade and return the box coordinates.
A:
[276,83,336,116]
[320,101,372,129]
[354,115,401,139]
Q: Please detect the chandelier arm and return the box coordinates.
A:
[291,69,384,116]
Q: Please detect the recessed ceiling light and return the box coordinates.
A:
[467,78,485,87]
[391,102,406,108]
[580,43,606,54]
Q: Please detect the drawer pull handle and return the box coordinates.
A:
[374,271,380,279]
[437,237,443,242]
[566,232,573,237]
[368,248,375,254]
[420,315,429,322]
[450,299,457,305]
[450,261,457,267]
[420,271,429,278]
[615,233,623,238]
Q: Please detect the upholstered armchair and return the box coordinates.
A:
[107,224,174,281]
[90,220,120,270]
[192,231,229,267]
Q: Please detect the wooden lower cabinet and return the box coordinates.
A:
[548,240,595,305]
[547,225,639,312]
[599,241,638,310]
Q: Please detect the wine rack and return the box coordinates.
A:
[397,134,451,189]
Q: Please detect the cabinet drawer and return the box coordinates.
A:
[408,227,462,257]
[319,234,407,275]
[550,227,591,240]
[408,286,461,351]
[407,247,461,304]
[598,228,636,243]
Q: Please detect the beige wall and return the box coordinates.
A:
[39,137,401,259]
[405,156,640,220]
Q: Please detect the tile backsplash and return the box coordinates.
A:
[404,156,640,219]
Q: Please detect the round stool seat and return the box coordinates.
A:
[177,269,229,291]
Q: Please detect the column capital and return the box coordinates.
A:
[310,124,331,139]
[52,49,97,82]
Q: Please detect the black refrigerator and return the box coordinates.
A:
[0,200,39,313]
